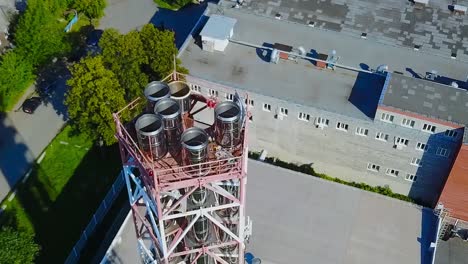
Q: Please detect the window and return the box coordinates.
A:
[191,84,201,93]
[380,113,394,123]
[422,123,436,133]
[315,117,329,128]
[263,103,271,112]
[401,118,415,128]
[249,115,253,123]
[395,137,409,146]
[375,132,389,142]
[245,98,254,107]
[367,163,380,172]
[279,107,288,116]
[225,93,234,101]
[386,168,399,177]
[444,130,458,139]
[209,89,218,97]
[436,147,449,157]
[356,127,369,136]
[298,112,310,122]
[405,174,417,182]
[415,142,428,152]
[410,157,422,167]
[336,122,349,132]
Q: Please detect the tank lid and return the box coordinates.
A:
[215,101,240,122]
[144,81,170,102]
[154,98,180,119]
[169,81,191,99]
[135,114,164,136]
[181,127,209,151]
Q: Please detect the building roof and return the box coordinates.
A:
[226,0,468,61]
[199,15,237,40]
[381,74,468,126]
[438,144,468,222]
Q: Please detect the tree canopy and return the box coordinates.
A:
[65,56,128,145]
[0,227,40,264]
[0,52,34,110]
[99,29,148,100]
[72,0,107,20]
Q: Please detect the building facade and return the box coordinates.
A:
[184,73,465,206]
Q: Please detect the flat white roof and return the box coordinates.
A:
[200,15,237,40]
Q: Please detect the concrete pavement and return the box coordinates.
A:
[99,0,157,33]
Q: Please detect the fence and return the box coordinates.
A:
[64,172,125,264]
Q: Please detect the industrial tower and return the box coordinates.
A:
[114,71,252,264]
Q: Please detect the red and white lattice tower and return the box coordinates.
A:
[113,71,252,264]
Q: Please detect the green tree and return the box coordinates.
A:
[0,227,40,264]
[65,56,128,145]
[14,0,71,66]
[139,24,187,79]
[73,0,107,20]
[0,51,34,110]
[99,29,149,100]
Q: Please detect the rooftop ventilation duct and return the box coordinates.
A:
[144,81,171,110]
[169,81,191,113]
[135,114,167,160]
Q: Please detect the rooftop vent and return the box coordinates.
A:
[361,32,367,39]
[275,13,282,20]
[414,44,421,51]
[308,21,315,27]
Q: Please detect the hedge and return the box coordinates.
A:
[248,151,416,204]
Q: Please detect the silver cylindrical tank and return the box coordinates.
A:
[154,98,183,148]
[190,187,208,207]
[144,81,171,110]
[135,114,167,160]
[168,81,191,113]
[214,101,241,149]
[181,127,209,165]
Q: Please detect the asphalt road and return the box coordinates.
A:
[101,160,438,264]
[0,74,68,201]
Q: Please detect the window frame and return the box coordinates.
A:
[298,112,310,122]
[336,122,349,132]
[375,132,389,142]
[401,118,415,128]
[385,168,400,177]
[422,123,436,133]
[262,103,272,112]
[380,113,395,123]
[356,127,369,136]
[415,142,428,152]
[367,163,380,172]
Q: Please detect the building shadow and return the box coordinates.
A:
[306,49,318,65]
[406,67,423,79]
[417,207,438,264]
[348,72,386,118]
[0,113,35,201]
[255,42,273,62]
[408,128,463,207]
[425,73,468,90]
[149,1,218,49]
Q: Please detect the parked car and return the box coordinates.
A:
[22,97,42,114]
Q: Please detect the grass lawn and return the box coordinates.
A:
[0,125,122,263]
[154,0,195,10]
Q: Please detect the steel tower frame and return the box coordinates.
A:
[114,71,251,264]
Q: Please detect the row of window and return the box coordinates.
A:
[367,163,418,182]
[380,112,458,139]
[191,85,453,159]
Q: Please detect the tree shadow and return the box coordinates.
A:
[1,139,122,263]
[348,72,387,118]
[0,113,35,201]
